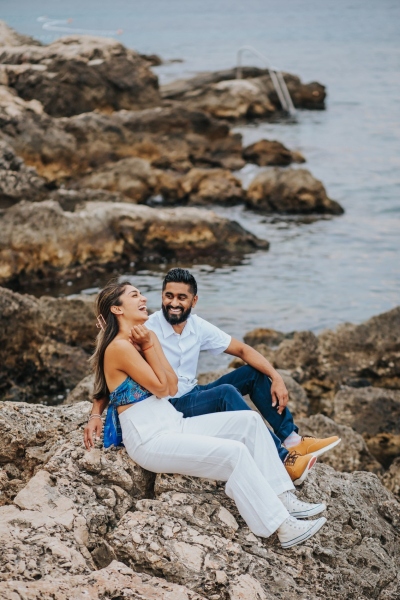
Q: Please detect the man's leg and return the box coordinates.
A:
[169,384,288,462]
[201,366,297,444]
[203,366,340,461]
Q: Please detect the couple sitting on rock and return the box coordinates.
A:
[84,268,340,548]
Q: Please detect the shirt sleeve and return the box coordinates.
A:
[198,317,232,355]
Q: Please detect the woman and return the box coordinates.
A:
[84,279,327,548]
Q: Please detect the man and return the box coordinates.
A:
[145,268,340,484]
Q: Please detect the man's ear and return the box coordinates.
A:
[191,295,199,308]
[110,305,123,315]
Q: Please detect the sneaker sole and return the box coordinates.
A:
[309,438,341,458]
[280,517,327,549]
[293,456,317,485]
[290,502,326,518]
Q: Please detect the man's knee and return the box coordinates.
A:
[218,384,249,411]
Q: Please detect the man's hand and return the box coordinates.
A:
[84,417,103,451]
[271,376,289,415]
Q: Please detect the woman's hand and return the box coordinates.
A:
[84,417,103,451]
[129,325,152,350]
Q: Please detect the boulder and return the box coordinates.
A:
[0,35,160,117]
[0,287,95,403]
[381,457,400,501]
[246,168,344,215]
[297,414,383,474]
[0,20,41,47]
[0,200,268,286]
[64,374,95,405]
[181,168,245,206]
[161,67,326,114]
[333,386,400,467]
[0,561,209,600]
[0,140,48,208]
[243,139,305,166]
[0,87,245,178]
[0,400,90,504]
[243,327,288,348]
[178,78,276,120]
[1,399,400,599]
[262,306,400,402]
[74,157,159,203]
[108,465,400,599]
[198,367,309,420]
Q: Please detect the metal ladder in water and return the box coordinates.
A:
[236,46,296,117]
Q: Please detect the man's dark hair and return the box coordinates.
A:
[162,268,197,296]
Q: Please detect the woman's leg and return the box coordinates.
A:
[182,410,294,497]
[130,429,289,538]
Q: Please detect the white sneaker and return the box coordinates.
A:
[278,515,327,549]
[278,490,326,518]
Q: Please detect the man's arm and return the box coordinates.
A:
[224,338,289,415]
[84,397,109,451]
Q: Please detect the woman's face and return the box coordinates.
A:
[118,285,148,323]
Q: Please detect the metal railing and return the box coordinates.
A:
[236,46,296,117]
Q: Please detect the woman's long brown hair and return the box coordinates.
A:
[90,279,131,400]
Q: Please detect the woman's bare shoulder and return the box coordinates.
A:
[106,338,137,356]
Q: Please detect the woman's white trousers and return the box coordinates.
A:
[119,396,294,537]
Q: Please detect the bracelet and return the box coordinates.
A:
[142,344,154,351]
[88,414,102,421]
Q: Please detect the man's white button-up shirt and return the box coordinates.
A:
[146,310,231,398]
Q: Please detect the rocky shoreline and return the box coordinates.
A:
[0,20,399,600]
[0,21,344,294]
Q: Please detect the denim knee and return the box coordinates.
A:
[219,384,249,411]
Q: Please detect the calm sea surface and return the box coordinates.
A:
[2,0,400,370]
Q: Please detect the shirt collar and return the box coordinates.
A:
[158,310,195,339]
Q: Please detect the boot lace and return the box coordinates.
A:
[285,451,301,466]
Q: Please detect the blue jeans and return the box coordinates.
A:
[169,365,298,462]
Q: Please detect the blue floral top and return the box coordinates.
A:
[103,376,152,448]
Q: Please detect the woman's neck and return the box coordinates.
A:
[117,318,146,338]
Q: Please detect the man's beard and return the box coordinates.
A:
[162,304,192,325]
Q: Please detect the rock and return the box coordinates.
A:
[50,187,129,211]
[64,375,95,405]
[197,368,233,386]
[0,200,269,286]
[333,386,400,467]
[1,399,400,599]
[0,35,160,117]
[197,367,308,420]
[181,168,245,206]
[246,168,344,215]
[161,67,326,114]
[179,78,276,120]
[0,87,245,178]
[0,400,90,504]
[0,21,41,47]
[381,457,400,501]
[74,157,159,203]
[243,327,288,348]
[243,139,305,166]
[108,465,400,599]
[0,140,48,208]
[297,414,383,474]
[264,306,400,403]
[0,84,77,179]
[0,561,209,599]
[278,369,309,419]
[0,287,95,403]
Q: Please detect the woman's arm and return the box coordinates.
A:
[150,331,178,397]
[84,396,109,451]
[107,333,171,398]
